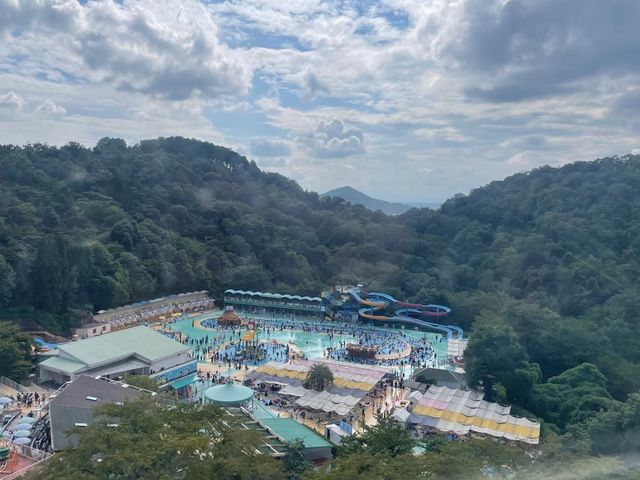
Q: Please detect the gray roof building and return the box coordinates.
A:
[49,375,148,450]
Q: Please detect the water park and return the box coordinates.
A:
[156,285,466,393]
[4,281,537,474]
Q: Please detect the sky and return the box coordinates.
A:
[1,1,639,203]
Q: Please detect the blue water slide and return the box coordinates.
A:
[396,309,463,338]
[367,292,397,303]
[358,307,454,339]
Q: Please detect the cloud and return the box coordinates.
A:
[2,0,640,203]
[0,91,24,111]
[310,119,364,158]
[35,100,66,115]
[448,0,640,102]
[502,135,552,150]
[302,68,330,100]
[0,0,252,102]
[249,137,291,157]
[610,89,640,118]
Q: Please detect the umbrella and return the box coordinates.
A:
[12,430,31,438]
[0,397,14,405]
[14,423,32,430]
[12,437,31,445]
[17,417,36,424]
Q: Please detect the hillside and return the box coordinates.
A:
[1,138,640,448]
[322,186,413,215]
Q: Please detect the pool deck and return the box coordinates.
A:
[165,312,451,378]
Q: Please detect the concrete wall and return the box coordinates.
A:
[75,323,111,339]
[150,351,190,372]
[38,367,70,385]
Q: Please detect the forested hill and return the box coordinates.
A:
[0,137,407,323]
[2,138,640,422]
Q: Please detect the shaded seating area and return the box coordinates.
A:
[392,385,540,444]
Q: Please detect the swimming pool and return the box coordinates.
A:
[165,311,450,363]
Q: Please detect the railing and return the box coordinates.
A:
[224,298,323,312]
[1,445,53,479]
[0,376,29,394]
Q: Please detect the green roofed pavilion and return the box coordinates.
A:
[204,382,253,407]
[168,374,198,390]
[258,417,332,449]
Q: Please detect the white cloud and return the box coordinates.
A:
[0,0,252,101]
[35,99,66,115]
[309,119,364,158]
[0,91,24,111]
[1,0,639,202]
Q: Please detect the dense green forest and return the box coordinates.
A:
[2,138,640,458]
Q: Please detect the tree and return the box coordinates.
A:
[307,451,427,480]
[0,321,33,381]
[31,398,285,480]
[31,235,71,313]
[531,363,617,430]
[305,364,334,392]
[282,439,309,478]
[122,374,160,392]
[464,320,540,404]
[338,415,415,458]
[0,255,15,308]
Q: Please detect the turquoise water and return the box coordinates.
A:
[260,329,356,359]
[165,312,449,363]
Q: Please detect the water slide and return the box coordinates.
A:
[349,289,462,339]
[348,289,387,308]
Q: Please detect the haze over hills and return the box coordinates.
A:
[322,186,416,215]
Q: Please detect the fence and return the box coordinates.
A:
[1,445,53,479]
[0,376,28,394]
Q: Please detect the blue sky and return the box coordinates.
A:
[0,0,639,203]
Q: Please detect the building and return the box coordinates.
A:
[48,375,149,450]
[392,385,541,444]
[224,289,323,318]
[204,381,254,408]
[74,322,111,339]
[247,359,391,426]
[38,326,194,387]
[93,291,215,329]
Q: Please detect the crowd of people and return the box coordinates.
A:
[170,314,447,384]
[7,391,46,409]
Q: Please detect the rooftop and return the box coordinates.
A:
[49,375,147,409]
[225,289,322,303]
[40,326,188,374]
[259,417,332,449]
[205,382,253,404]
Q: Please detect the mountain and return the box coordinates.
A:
[2,137,640,454]
[321,186,413,215]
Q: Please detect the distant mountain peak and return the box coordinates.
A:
[321,186,412,215]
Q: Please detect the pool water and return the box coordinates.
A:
[165,312,450,366]
[260,329,356,359]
